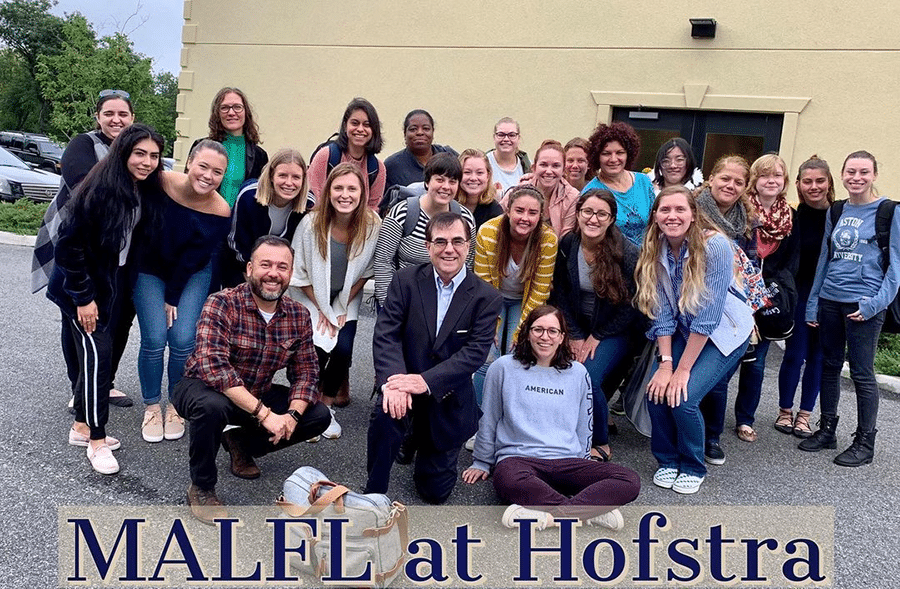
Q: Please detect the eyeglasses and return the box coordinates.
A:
[579,208,612,221]
[662,156,686,167]
[494,132,519,140]
[530,326,562,337]
[99,89,130,99]
[219,104,245,114]
[428,237,468,249]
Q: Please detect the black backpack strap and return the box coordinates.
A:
[366,154,380,189]
[326,142,342,174]
[874,199,897,272]
[402,196,420,238]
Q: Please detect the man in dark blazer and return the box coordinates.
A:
[364,211,502,504]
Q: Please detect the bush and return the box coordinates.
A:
[0,200,48,235]
[875,332,900,377]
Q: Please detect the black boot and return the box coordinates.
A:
[834,429,876,467]
[798,415,839,452]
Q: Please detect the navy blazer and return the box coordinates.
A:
[373,263,501,450]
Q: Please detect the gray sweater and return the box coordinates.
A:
[471,355,593,473]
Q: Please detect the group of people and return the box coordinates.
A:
[33,86,898,530]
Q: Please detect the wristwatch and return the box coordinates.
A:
[287,409,302,423]
[656,354,674,364]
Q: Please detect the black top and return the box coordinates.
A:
[549,231,643,341]
[138,195,232,306]
[471,200,504,230]
[384,144,458,188]
[755,208,801,310]
[794,203,828,290]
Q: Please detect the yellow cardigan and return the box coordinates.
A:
[474,216,558,339]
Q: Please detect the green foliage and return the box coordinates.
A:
[875,333,900,378]
[0,0,176,154]
[0,200,48,234]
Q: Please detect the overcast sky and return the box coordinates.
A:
[51,0,184,75]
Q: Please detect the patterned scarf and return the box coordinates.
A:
[695,186,748,241]
[750,193,793,259]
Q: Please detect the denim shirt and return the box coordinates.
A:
[648,232,754,356]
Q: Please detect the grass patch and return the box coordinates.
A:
[0,200,48,235]
[875,332,900,377]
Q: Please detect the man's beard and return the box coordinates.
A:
[248,274,287,302]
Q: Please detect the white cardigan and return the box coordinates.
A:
[288,212,380,352]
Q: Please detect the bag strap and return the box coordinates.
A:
[874,199,897,273]
[402,195,421,238]
[307,482,349,514]
[365,153,379,189]
[827,200,846,260]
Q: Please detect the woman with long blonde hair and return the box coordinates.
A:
[634,186,753,494]
[289,163,381,435]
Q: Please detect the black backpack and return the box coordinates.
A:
[829,198,900,333]
[311,135,380,190]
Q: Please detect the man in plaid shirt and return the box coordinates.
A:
[172,236,330,524]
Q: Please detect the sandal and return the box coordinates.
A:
[736,424,758,443]
[774,408,794,434]
[590,446,611,462]
[793,410,813,438]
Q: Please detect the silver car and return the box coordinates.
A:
[0,146,60,203]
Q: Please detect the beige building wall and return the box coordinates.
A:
[175,0,900,196]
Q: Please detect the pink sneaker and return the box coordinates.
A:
[86,444,119,475]
[69,427,121,451]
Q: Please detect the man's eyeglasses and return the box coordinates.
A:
[427,238,468,249]
[530,326,562,337]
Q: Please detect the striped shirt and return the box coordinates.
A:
[474,216,558,339]
[372,198,476,304]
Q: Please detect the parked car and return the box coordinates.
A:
[0,132,63,173]
[0,146,60,203]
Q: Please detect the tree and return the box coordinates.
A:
[35,16,177,154]
[0,0,66,132]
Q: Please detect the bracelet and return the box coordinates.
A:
[257,406,271,423]
[251,399,263,417]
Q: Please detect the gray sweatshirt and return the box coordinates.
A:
[471,355,593,473]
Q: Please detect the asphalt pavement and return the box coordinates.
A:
[2,241,899,588]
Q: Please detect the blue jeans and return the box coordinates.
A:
[734,338,771,427]
[649,334,749,478]
[777,287,822,412]
[817,298,884,433]
[133,263,213,405]
[699,358,740,444]
[473,298,522,406]
[582,335,630,446]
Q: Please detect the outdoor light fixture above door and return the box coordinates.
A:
[690,18,716,39]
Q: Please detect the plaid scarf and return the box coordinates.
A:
[750,193,793,259]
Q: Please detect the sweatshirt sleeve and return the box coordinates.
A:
[806,211,834,323]
[859,207,900,319]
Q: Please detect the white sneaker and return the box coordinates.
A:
[141,408,164,443]
[672,473,705,494]
[587,508,624,531]
[501,504,554,530]
[652,467,679,489]
[305,435,320,443]
[87,444,119,475]
[464,434,476,451]
[322,407,342,439]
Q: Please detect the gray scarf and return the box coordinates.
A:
[696,186,747,241]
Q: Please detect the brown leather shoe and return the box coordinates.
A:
[186,484,227,525]
[333,377,351,408]
[222,429,261,479]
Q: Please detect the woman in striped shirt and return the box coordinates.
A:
[372,153,475,307]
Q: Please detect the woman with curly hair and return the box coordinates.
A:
[634,186,753,494]
[308,97,386,211]
[462,305,640,531]
[776,156,835,437]
[549,189,642,460]
[456,148,503,230]
[188,87,268,207]
[582,121,655,246]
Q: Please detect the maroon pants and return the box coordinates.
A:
[492,456,641,519]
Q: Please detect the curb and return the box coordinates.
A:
[842,363,900,394]
[0,231,35,247]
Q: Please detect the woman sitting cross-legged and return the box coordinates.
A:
[462,305,641,531]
